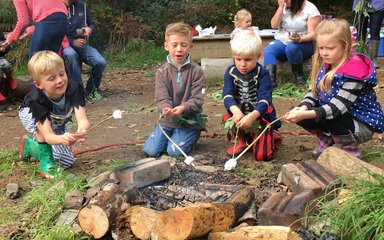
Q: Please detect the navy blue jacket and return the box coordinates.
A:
[65,0,96,45]
[222,63,281,129]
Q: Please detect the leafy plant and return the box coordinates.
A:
[304,171,384,240]
[173,112,209,127]
[272,83,307,100]
[223,117,260,142]
[209,90,223,102]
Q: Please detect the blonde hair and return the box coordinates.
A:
[28,51,65,83]
[234,9,252,28]
[231,30,262,57]
[165,22,193,42]
[310,19,352,95]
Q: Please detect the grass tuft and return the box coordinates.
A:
[304,171,384,239]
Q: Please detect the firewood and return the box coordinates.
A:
[124,206,159,240]
[12,76,32,99]
[208,225,300,240]
[78,183,128,239]
[151,202,235,240]
[147,187,254,240]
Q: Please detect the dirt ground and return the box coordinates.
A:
[0,59,384,238]
[1,62,383,172]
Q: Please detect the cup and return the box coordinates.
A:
[76,28,85,36]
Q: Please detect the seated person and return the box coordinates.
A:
[62,0,106,99]
[231,9,258,39]
[264,0,321,88]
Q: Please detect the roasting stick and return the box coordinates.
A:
[157,115,195,167]
[224,116,283,171]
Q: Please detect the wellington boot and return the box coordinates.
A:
[265,64,278,89]
[291,63,306,86]
[369,40,379,68]
[0,92,5,103]
[19,134,57,179]
[6,73,17,90]
[310,131,334,159]
[227,130,248,155]
[332,133,362,158]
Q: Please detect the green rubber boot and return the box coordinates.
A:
[19,134,57,179]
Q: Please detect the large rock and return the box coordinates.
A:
[317,146,384,184]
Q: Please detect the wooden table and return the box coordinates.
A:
[190,29,277,61]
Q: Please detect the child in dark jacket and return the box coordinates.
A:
[223,30,281,161]
[284,19,384,158]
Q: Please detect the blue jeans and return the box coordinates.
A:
[142,125,201,157]
[62,46,83,87]
[263,40,314,65]
[63,44,106,93]
[29,13,68,58]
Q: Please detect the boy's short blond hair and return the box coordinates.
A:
[234,9,252,27]
[28,51,64,83]
[165,22,193,42]
[231,30,262,57]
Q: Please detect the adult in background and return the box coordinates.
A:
[264,0,321,88]
[3,0,68,58]
[62,0,106,99]
[353,0,384,68]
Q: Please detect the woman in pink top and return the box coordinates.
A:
[4,0,68,58]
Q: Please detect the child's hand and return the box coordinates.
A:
[237,112,258,129]
[60,132,77,145]
[232,112,244,123]
[284,107,306,123]
[170,106,184,118]
[75,129,87,143]
[162,107,172,118]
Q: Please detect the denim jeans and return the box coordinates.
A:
[63,44,106,93]
[62,46,83,87]
[29,13,68,58]
[263,40,314,65]
[142,125,201,157]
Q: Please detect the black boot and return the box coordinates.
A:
[369,39,379,68]
[291,63,306,86]
[265,64,278,89]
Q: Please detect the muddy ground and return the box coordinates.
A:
[0,59,384,238]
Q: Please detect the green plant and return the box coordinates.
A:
[272,83,307,100]
[304,172,384,239]
[209,90,223,102]
[107,39,165,68]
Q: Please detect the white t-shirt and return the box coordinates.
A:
[274,0,320,45]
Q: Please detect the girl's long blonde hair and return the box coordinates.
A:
[310,19,352,95]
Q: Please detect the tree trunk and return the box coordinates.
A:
[151,202,235,240]
[150,187,254,240]
[124,206,159,240]
[208,226,300,240]
[78,182,128,239]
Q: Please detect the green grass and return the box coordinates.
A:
[107,39,166,69]
[0,149,90,239]
[304,172,384,239]
[95,158,136,172]
[235,162,275,177]
[122,102,153,113]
